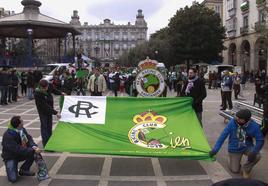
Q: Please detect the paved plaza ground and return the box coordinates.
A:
[0,83,267,186]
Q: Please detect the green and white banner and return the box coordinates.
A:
[46,96,213,161]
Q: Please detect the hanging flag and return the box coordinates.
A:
[46,96,213,161]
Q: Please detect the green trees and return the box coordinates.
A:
[118,3,225,67]
[168,4,225,67]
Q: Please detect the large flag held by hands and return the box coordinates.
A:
[46,96,213,161]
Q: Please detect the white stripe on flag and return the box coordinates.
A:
[60,96,107,124]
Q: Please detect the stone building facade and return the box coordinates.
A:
[69,9,148,66]
[222,0,267,73]
[202,0,223,21]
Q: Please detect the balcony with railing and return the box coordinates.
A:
[255,21,266,32]
[256,0,266,7]
[240,1,249,12]
[240,26,249,35]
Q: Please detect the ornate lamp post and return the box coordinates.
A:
[27,28,33,66]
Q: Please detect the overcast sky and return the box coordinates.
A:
[1,0,203,37]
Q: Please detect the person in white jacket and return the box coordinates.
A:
[88,68,107,96]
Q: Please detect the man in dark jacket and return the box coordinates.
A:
[34,79,61,147]
[1,116,41,183]
[11,69,19,102]
[0,68,9,105]
[210,109,264,179]
[181,68,207,126]
[61,71,74,95]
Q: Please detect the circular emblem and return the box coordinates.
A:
[128,111,168,149]
[135,69,165,97]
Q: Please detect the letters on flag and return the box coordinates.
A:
[60,96,106,124]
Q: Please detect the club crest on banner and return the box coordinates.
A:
[135,57,165,97]
[128,110,168,149]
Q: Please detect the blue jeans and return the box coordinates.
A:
[5,155,34,183]
[27,87,34,100]
[0,86,8,104]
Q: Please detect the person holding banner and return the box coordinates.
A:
[34,79,62,147]
[210,109,264,178]
[88,68,107,96]
[1,116,41,183]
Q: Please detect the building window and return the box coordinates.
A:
[243,16,249,27]
[105,33,110,40]
[259,10,266,22]
[114,33,119,40]
[227,0,235,11]
[95,33,99,40]
[226,18,237,32]
[123,33,127,40]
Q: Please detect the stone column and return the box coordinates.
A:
[250,48,255,72]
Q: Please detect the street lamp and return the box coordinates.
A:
[27,28,33,66]
[64,32,72,63]
[154,50,158,60]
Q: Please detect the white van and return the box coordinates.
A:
[204,65,242,80]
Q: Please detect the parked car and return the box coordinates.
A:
[36,63,70,82]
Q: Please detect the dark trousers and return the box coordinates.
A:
[111,83,118,97]
[8,86,12,102]
[222,91,233,110]
[76,87,86,96]
[21,84,27,95]
[5,155,34,183]
[91,92,102,96]
[39,114,53,147]
[233,84,240,99]
[0,86,8,104]
[12,86,18,101]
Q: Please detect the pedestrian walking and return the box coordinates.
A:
[20,71,27,96]
[26,71,35,100]
[220,70,233,110]
[210,109,264,178]
[233,72,241,100]
[10,69,19,102]
[0,68,9,105]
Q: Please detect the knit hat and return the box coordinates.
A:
[236,109,251,122]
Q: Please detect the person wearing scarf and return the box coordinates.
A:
[34,79,62,148]
[181,68,207,126]
[210,109,264,179]
[1,116,41,183]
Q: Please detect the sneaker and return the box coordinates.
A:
[220,108,226,111]
[19,169,35,176]
[242,170,251,179]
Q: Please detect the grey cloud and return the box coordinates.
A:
[87,0,164,21]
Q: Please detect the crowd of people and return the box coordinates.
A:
[0,63,268,183]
